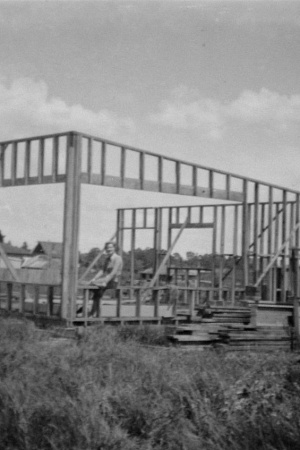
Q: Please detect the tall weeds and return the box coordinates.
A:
[0,317,299,450]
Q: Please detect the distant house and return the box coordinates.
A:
[21,241,63,270]
[0,231,31,269]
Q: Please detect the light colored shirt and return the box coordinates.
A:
[104,253,123,283]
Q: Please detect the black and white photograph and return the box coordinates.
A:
[1,1,300,449]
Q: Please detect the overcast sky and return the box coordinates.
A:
[0,0,300,254]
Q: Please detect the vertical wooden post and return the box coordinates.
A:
[101,141,106,185]
[87,138,92,184]
[226,174,231,200]
[158,156,163,192]
[130,209,136,299]
[24,140,30,185]
[33,286,39,315]
[176,162,180,194]
[0,144,5,187]
[231,205,238,304]
[38,139,44,183]
[211,206,217,303]
[281,190,287,302]
[61,132,82,321]
[296,194,300,298]
[192,166,197,196]
[20,284,26,314]
[120,147,126,188]
[11,142,17,185]
[268,187,273,301]
[219,205,225,303]
[253,183,259,284]
[47,286,54,316]
[52,136,59,183]
[273,204,280,303]
[242,180,249,288]
[7,283,12,311]
[139,152,144,190]
[135,288,141,318]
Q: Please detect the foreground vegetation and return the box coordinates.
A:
[1,318,300,450]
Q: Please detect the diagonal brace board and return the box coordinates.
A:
[254,221,300,288]
[148,216,189,290]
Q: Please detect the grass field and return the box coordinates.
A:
[1,317,300,450]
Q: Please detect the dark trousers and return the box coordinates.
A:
[90,280,118,317]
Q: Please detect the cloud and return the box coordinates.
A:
[150,87,300,140]
[0,77,135,141]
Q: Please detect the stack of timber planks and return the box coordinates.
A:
[168,307,294,351]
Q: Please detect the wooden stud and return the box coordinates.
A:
[226,174,231,200]
[33,286,39,315]
[158,156,163,192]
[48,286,54,316]
[268,187,273,301]
[231,205,238,304]
[296,194,300,297]
[281,190,287,302]
[61,132,82,321]
[135,288,141,317]
[38,139,44,183]
[11,142,17,185]
[116,288,122,317]
[120,147,126,188]
[130,210,136,299]
[153,289,160,317]
[83,289,89,320]
[87,138,92,183]
[24,140,30,184]
[209,170,214,198]
[211,206,217,302]
[253,183,259,284]
[0,144,6,186]
[176,161,180,194]
[242,180,249,288]
[52,136,59,183]
[219,205,225,302]
[101,141,106,185]
[139,152,144,190]
[7,283,12,311]
[20,284,26,314]
[192,166,197,196]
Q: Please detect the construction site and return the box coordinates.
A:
[1,130,300,350]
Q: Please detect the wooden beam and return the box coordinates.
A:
[61,132,82,321]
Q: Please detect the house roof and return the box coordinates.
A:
[1,243,31,257]
[32,241,63,258]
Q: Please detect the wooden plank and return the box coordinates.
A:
[7,283,12,311]
[120,147,126,188]
[296,194,300,298]
[219,205,225,302]
[38,138,44,183]
[158,156,163,192]
[52,136,58,183]
[87,138,92,183]
[192,166,197,196]
[231,205,238,305]
[101,141,106,185]
[253,183,259,284]
[268,187,273,301]
[209,170,214,198]
[47,286,54,316]
[170,222,214,229]
[24,140,30,184]
[211,207,217,302]
[139,152,144,190]
[135,289,141,317]
[130,210,136,298]
[176,161,180,194]
[281,190,287,302]
[242,180,249,287]
[33,285,39,315]
[61,132,82,321]
[226,174,231,200]
[11,142,17,185]
[20,284,26,314]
